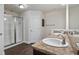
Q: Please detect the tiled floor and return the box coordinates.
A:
[5,43,33,55]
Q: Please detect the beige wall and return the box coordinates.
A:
[4,10,19,16]
[0,4,4,55]
[22,10,44,43]
[43,8,66,37]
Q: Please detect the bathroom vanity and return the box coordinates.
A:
[32,41,74,55]
[32,34,79,55]
[70,34,79,54]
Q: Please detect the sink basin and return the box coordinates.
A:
[42,38,68,48]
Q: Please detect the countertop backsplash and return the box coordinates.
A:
[51,29,79,35]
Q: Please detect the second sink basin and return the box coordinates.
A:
[42,38,69,48]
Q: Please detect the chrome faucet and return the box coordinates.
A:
[57,34,66,44]
[61,35,66,44]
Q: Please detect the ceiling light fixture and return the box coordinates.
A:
[19,4,25,9]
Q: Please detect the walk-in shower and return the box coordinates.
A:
[4,14,23,47]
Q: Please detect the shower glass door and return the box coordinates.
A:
[4,14,15,46]
[4,14,23,47]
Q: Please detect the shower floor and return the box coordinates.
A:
[5,43,33,55]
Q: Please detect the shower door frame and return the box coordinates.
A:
[15,16,24,43]
[4,15,23,47]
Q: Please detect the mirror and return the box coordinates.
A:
[69,4,79,30]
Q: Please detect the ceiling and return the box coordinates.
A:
[4,4,79,14]
[4,4,66,14]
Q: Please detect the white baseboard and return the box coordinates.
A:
[23,41,35,44]
[23,41,31,44]
[4,41,24,50]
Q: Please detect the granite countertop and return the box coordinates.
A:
[32,34,78,55]
[69,35,79,51]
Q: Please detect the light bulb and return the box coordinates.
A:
[19,4,24,9]
[4,18,7,21]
